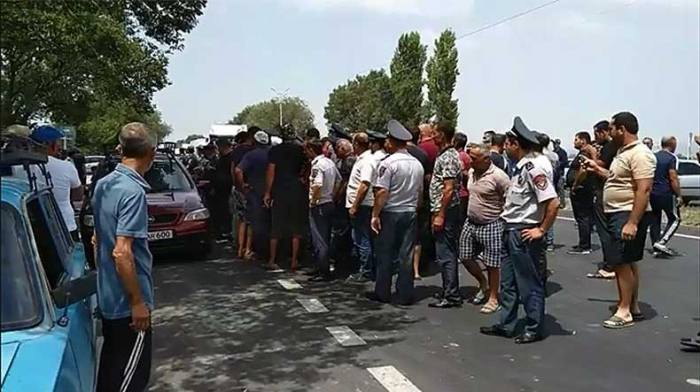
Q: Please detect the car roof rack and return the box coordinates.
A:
[0,147,53,192]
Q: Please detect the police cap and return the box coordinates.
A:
[386,120,412,142]
[366,129,387,142]
[508,116,540,146]
[329,123,352,141]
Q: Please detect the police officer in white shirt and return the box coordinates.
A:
[367,120,425,305]
[480,117,559,344]
[346,132,376,283]
[22,125,84,240]
[304,137,341,282]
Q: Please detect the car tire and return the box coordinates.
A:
[190,239,213,260]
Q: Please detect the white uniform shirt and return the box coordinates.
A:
[346,150,375,208]
[309,155,340,205]
[375,150,424,213]
[13,156,81,231]
[500,153,557,225]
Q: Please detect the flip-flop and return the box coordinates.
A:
[587,271,615,279]
[603,315,635,329]
[479,303,501,314]
[607,305,645,320]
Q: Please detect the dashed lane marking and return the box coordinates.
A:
[277,279,302,290]
[368,366,422,392]
[297,298,329,313]
[326,326,366,347]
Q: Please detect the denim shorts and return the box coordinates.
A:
[601,211,651,265]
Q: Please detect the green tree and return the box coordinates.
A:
[325,69,393,132]
[389,32,427,126]
[0,0,206,128]
[76,96,172,153]
[231,97,315,133]
[426,29,460,125]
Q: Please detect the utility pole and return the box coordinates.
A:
[270,87,290,126]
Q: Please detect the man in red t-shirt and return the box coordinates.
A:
[419,123,439,170]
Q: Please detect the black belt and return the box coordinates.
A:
[70,230,80,242]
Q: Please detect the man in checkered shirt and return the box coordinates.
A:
[459,143,511,314]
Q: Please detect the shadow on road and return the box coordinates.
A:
[149,248,421,391]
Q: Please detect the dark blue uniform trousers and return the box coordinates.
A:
[374,211,417,304]
[310,202,335,276]
[434,205,462,303]
[497,227,546,336]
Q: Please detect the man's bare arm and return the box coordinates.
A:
[629,178,652,226]
[112,237,144,306]
[351,181,370,212]
[669,169,681,198]
[438,179,455,218]
[539,197,560,232]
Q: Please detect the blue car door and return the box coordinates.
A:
[33,193,97,390]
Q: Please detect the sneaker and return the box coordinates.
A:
[346,273,370,283]
[567,247,591,255]
[546,245,555,252]
[470,290,487,305]
[653,242,674,257]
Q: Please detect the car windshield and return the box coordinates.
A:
[1,203,43,332]
[144,158,192,193]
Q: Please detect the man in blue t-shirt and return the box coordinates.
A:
[650,136,682,256]
[92,123,156,392]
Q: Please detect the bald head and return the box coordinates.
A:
[119,122,155,158]
[353,132,370,152]
[336,139,354,158]
[419,124,433,142]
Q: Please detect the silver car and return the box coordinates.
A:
[678,159,700,205]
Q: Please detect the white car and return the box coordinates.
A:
[84,155,104,185]
[678,159,700,205]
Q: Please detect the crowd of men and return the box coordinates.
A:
[5,110,698,391]
[174,111,697,347]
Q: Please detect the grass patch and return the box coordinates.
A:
[681,206,700,227]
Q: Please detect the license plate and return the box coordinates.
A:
[148,230,173,242]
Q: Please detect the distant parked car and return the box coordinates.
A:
[1,150,99,392]
[84,155,104,185]
[678,159,700,205]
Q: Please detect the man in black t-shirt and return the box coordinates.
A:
[212,138,235,240]
[585,120,619,279]
[567,131,596,255]
[263,125,307,270]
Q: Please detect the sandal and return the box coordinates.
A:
[603,315,635,329]
[479,303,501,314]
[243,251,256,261]
[470,290,488,305]
[587,270,615,279]
[263,263,281,271]
[608,305,645,320]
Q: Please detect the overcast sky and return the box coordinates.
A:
[154,0,700,155]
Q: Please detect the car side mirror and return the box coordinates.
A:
[52,271,97,309]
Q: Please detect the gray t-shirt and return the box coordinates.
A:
[375,150,424,213]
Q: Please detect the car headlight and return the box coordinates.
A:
[183,208,210,222]
[83,214,94,227]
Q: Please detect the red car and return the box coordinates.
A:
[80,150,212,265]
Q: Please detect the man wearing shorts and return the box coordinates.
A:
[582,112,656,329]
[459,144,510,313]
[263,125,307,270]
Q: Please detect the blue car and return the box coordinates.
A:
[1,150,99,392]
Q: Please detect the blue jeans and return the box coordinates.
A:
[497,227,546,336]
[374,211,417,304]
[310,202,335,275]
[434,205,462,303]
[351,206,374,278]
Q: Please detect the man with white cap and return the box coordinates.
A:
[236,130,272,260]
[367,120,425,306]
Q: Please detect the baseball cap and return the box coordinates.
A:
[30,125,64,144]
[254,131,270,145]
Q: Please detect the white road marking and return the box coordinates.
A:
[277,279,302,290]
[326,326,366,346]
[368,366,422,392]
[687,378,700,386]
[297,298,329,313]
[556,216,700,240]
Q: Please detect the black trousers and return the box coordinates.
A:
[593,192,613,272]
[650,193,681,247]
[97,317,152,392]
[210,192,232,237]
[571,191,595,250]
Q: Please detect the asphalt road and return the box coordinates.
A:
[148,218,700,392]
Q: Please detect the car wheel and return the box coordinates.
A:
[190,239,213,260]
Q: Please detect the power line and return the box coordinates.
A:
[456,0,562,40]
